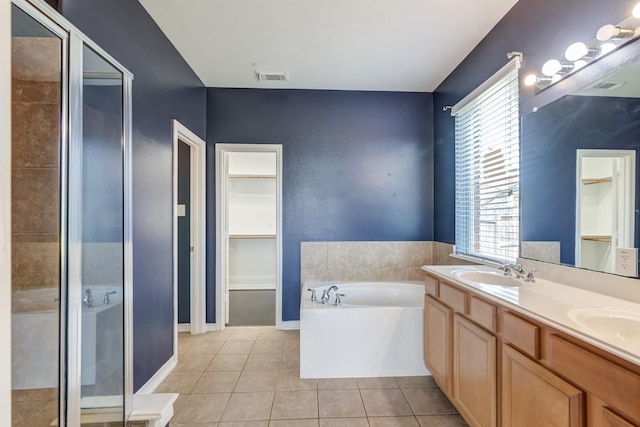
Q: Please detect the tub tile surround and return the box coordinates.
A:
[162,327,468,427]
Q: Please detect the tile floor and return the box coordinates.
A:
[157,326,468,427]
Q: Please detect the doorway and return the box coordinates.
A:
[172,120,206,345]
[216,144,283,328]
[575,149,636,275]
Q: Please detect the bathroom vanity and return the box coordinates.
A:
[421,265,640,427]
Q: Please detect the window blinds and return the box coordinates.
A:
[454,60,520,263]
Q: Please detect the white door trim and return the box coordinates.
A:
[172,120,207,350]
[215,144,283,330]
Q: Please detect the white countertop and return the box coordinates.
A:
[421,264,640,367]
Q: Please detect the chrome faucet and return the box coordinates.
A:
[499,263,524,279]
[524,265,538,282]
[307,288,317,302]
[103,291,117,305]
[335,293,346,306]
[321,285,339,304]
[82,289,93,307]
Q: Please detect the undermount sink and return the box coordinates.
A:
[451,270,522,287]
[567,308,640,349]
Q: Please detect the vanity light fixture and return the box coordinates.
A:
[565,42,600,61]
[541,59,575,76]
[525,0,640,91]
[596,24,636,41]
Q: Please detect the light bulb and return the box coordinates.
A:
[600,42,616,54]
[633,1,640,18]
[542,59,561,76]
[574,60,588,69]
[565,42,599,61]
[524,74,539,86]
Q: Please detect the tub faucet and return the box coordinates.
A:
[335,293,346,306]
[103,291,117,305]
[499,263,524,279]
[321,285,339,304]
[307,288,317,302]
[82,289,93,307]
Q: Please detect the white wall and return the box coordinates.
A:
[1,0,12,424]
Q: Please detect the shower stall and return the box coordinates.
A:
[10,0,133,425]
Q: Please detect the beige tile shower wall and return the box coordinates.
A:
[11,37,61,292]
[301,241,433,285]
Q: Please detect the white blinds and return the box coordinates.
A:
[454,61,520,263]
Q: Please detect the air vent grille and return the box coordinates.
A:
[590,81,624,90]
[256,71,289,82]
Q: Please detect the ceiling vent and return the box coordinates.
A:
[256,71,289,82]
[589,81,625,91]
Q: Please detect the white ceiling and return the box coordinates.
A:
[139,0,519,92]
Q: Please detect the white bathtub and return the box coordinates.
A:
[300,281,430,378]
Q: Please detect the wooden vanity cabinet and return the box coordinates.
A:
[423,273,640,427]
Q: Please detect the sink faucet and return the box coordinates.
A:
[82,289,93,307]
[103,291,117,305]
[499,263,524,279]
[321,285,339,304]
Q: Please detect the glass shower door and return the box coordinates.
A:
[77,44,125,423]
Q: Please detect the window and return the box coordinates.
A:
[454,58,520,263]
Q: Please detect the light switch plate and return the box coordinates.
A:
[177,204,186,217]
[615,247,638,276]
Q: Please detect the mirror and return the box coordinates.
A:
[521,51,640,277]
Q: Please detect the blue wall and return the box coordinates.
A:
[207,89,434,322]
[433,0,632,244]
[521,95,640,265]
[62,0,206,391]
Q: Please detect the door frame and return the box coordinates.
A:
[215,144,283,330]
[575,149,636,270]
[172,120,207,345]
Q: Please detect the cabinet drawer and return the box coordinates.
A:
[468,296,497,332]
[548,334,640,423]
[439,282,466,313]
[603,408,637,427]
[424,275,438,297]
[502,312,540,359]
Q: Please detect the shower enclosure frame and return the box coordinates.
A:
[11,0,134,424]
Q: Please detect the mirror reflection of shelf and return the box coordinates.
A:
[582,177,612,185]
[581,235,612,242]
[229,174,276,179]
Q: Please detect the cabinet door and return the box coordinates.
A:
[502,344,584,427]
[424,295,452,394]
[603,408,637,427]
[453,314,496,427]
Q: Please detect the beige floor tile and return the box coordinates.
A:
[218,340,255,355]
[171,423,218,427]
[186,340,225,355]
[402,388,456,415]
[317,378,359,390]
[318,389,366,418]
[221,391,275,421]
[235,370,279,392]
[394,376,436,388]
[283,340,300,353]
[270,390,318,419]
[269,420,319,427]
[319,418,369,427]
[252,339,285,354]
[173,394,188,411]
[199,330,232,342]
[172,393,231,423]
[219,422,269,427]
[368,416,420,427]
[280,358,300,371]
[244,353,283,371]
[192,371,241,393]
[357,377,398,389]
[227,327,260,341]
[361,388,412,417]
[178,342,195,356]
[178,332,200,346]
[174,354,215,372]
[156,372,201,394]
[257,328,291,341]
[276,369,317,391]
[416,415,468,426]
[207,354,249,371]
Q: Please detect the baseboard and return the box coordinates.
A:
[278,320,300,330]
[135,355,177,395]
[177,323,191,333]
[204,323,219,332]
